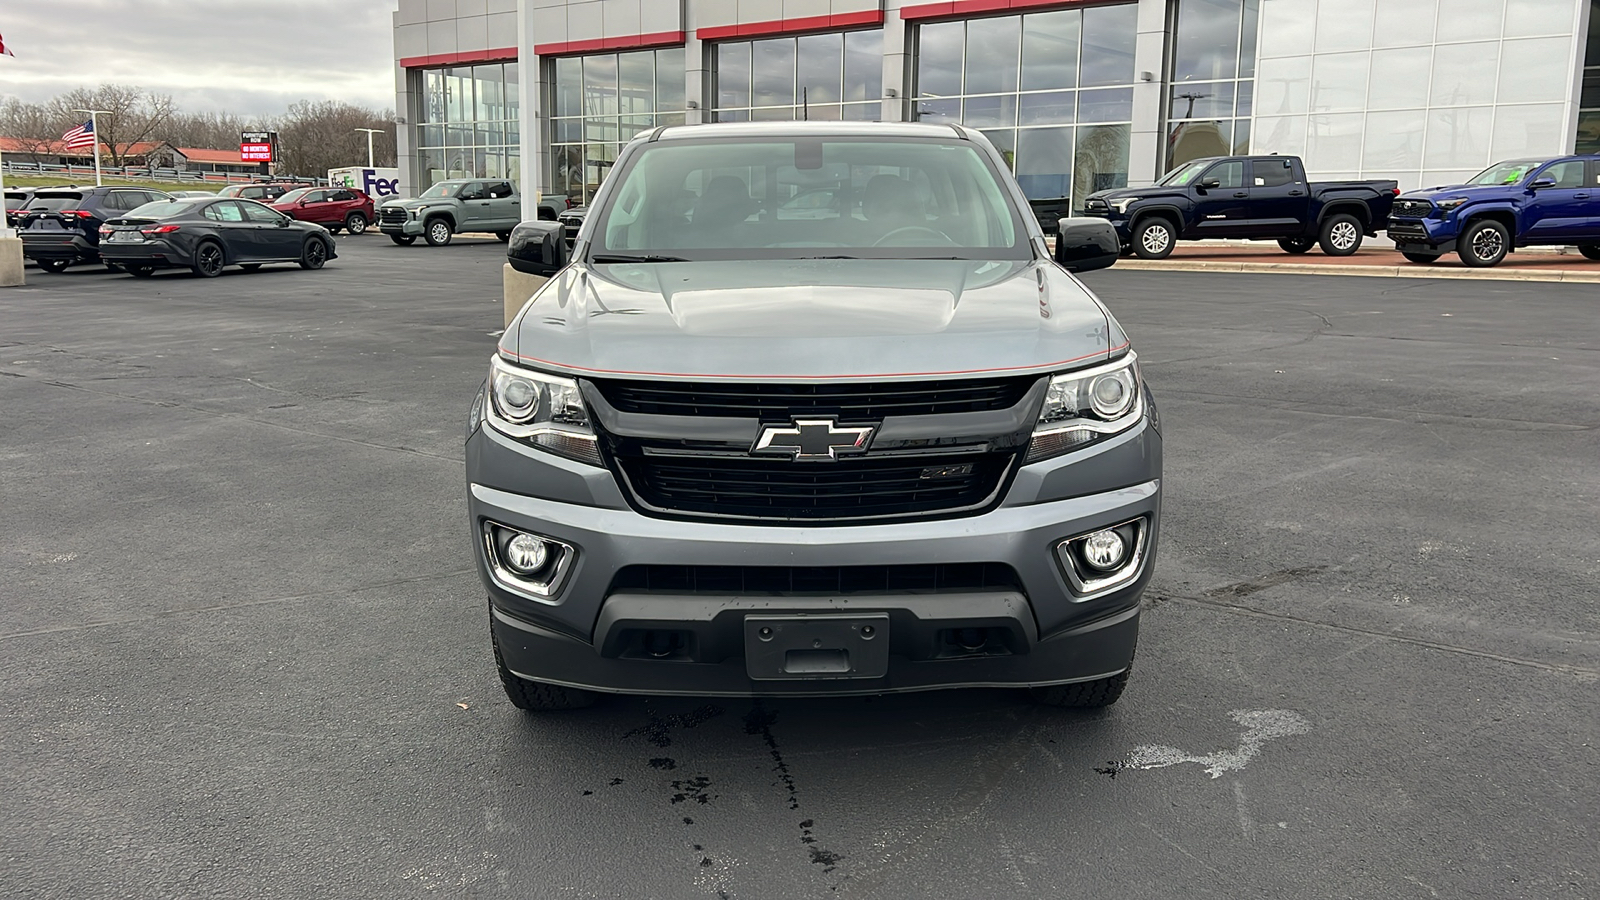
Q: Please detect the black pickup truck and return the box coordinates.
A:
[1082,155,1398,259]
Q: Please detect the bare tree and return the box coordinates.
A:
[49,85,177,166]
[276,100,396,177]
[165,110,268,151]
[0,97,63,157]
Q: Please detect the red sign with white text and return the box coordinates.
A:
[240,142,273,162]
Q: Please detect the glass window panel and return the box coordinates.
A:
[1431,42,1499,107]
[1173,0,1241,83]
[965,16,1021,95]
[1232,119,1251,154]
[423,69,446,122]
[478,124,503,148]
[585,143,618,201]
[584,116,618,142]
[421,149,447,186]
[804,103,842,121]
[1306,112,1364,169]
[751,39,797,108]
[1367,47,1433,110]
[1171,81,1235,119]
[1423,106,1493,169]
[1256,55,1311,115]
[1255,115,1308,156]
[1435,0,1505,43]
[1373,0,1435,48]
[1504,0,1576,37]
[1169,121,1232,168]
[1589,1,1600,65]
[446,66,474,121]
[717,43,751,109]
[656,48,686,111]
[1576,111,1600,155]
[1019,91,1077,125]
[917,97,960,123]
[1310,52,1369,113]
[1016,126,1073,201]
[962,94,1016,128]
[475,64,503,120]
[1235,81,1254,117]
[552,145,583,200]
[552,118,581,143]
[507,154,520,186]
[618,51,655,114]
[1021,10,1080,91]
[1490,103,1567,159]
[504,63,520,118]
[656,111,687,127]
[1080,4,1137,87]
[555,57,582,117]
[1362,110,1426,170]
[1073,124,1129,211]
[421,123,444,146]
[1315,0,1374,54]
[797,33,843,104]
[1077,88,1134,123]
[750,105,796,121]
[446,125,472,146]
[1239,0,1259,77]
[619,115,655,140]
[1257,0,1314,57]
[1497,37,1575,104]
[840,101,880,121]
[1584,69,1600,109]
[844,29,884,102]
[717,108,750,123]
[982,129,1017,170]
[917,21,965,98]
[586,54,619,116]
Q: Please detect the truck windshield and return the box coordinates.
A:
[1158,160,1211,186]
[420,183,462,199]
[587,135,1028,261]
[1466,161,1542,186]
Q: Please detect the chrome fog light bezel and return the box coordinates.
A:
[1055,517,1149,599]
[482,522,576,601]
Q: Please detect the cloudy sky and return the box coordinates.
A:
[1,0,399,117]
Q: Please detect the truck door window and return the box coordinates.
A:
[1253,159,1295,188]
[1540,161,1584,188]
[1205,161,1244,189]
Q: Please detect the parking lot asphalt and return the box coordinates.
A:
[2,237,1596,899]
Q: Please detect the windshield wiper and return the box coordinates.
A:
[590,254,689,263]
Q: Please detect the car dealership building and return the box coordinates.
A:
[391,0,1600,219]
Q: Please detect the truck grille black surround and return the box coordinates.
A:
[380,207,408,225]
[592,376,1034,418]
[609,562,1024,594]
[1392,199,1432,218]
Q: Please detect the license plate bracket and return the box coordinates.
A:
[744,614,890,681]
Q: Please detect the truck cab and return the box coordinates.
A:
[1388,157,1600,267]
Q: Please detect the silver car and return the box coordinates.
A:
[469,122,1160,710]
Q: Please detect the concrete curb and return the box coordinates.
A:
[1115,258,1600,284]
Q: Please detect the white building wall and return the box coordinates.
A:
[1253,0,1589,191]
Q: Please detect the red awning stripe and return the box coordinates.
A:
[532,31,686,57]
[399,46,519,68]
[900,0,1101,21]
[696,10,884,41]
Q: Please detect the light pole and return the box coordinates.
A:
[354,128,384,168]
[74,107,111,186]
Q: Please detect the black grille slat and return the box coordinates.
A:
[610,563,1024,595]
[1392,199,1432,218]
[595,376,1035,419]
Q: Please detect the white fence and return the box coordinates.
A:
[2,160,327,186]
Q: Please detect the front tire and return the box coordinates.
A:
[37,259,69,273]
[1577,244,1600,261]
[1132,218,1176,260]
[1029,668,1131,709]
[345,213,368,234]
[1401,251,1441,264]
[1458,219,1509,268]
[424,217,453,247]
[299,239,328,270]
[1278,237,1315,254]
[492,624,598,711]
[389,233,416,246]
[191,242,225,278]
[1318,213,1363,256]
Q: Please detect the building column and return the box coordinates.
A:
[684,1,709,124]
[881,1,910,123]
[1128,0,1172,186]
[518,0,549,221]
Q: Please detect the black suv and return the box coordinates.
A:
[18,185,171,272]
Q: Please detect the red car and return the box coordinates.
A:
[269,186,376,234]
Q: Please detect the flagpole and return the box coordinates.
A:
[74,107,110,186]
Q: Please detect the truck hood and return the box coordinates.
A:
[502,259,1122,381]
[1399,184,1515,202]
[1087,185,1184,204]
[380,197,448,211]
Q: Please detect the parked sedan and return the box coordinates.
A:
[98,197,337,278]
[270,186,375,234]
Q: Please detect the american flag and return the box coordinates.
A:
[62,120,96,151]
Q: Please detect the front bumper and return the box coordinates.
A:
[1387,218,1458,253]
[378,211,423,235]
[468,417,1161,697]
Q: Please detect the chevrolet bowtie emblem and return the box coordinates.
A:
[752,418,877,461]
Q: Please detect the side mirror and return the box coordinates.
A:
[1530,177,1556,189]
[507,220,568,277]
[277,217,291,227]
[1199,178,1221,190]
[1053,217,1120,274]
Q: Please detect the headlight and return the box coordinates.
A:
[1027,352,1144,463]
[1435,197,1468,212]
[1109,198,1136,214]
[486,355,602,465]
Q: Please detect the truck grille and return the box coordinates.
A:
[1387,222,1429,239]
[609,562,1023,594]
[1392,199,1432,218]
[593,376,1036,419]
[611,450,1017,522]
[379,207,408,225]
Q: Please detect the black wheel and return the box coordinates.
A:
[344,212,368,235]
[1318,213,1363,256]
[1029,668,1131,709]
[424,217,453,247]
[492,623,598,711]
[128,265,155,278]
[1401,251,1441,264]
[299,239,328,270]
[1131,217,1175,260]
[495,230,511,243]
[1458,219,1509,268]
[37,259,69,273]
[1577,244,1600,261]
[1278,237,1315,254]
[241,263,263,271]
[191,241,225,277]
[389,233,416,246]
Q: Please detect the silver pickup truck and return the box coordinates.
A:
[378,178,521,246]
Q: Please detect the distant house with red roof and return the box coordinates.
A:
[1,138,259,177]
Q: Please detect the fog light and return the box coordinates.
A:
[1081,529,1127,571]
[503,533,550,574]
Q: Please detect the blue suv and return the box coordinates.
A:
[1388,157,1600,267]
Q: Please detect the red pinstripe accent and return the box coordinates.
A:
[501,343,1129,381]
[399,46,518,68]
[532,31,686,57]
[900,0,1106,21]
[697,10,885,41]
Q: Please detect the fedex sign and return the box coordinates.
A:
[328,166,400,197]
